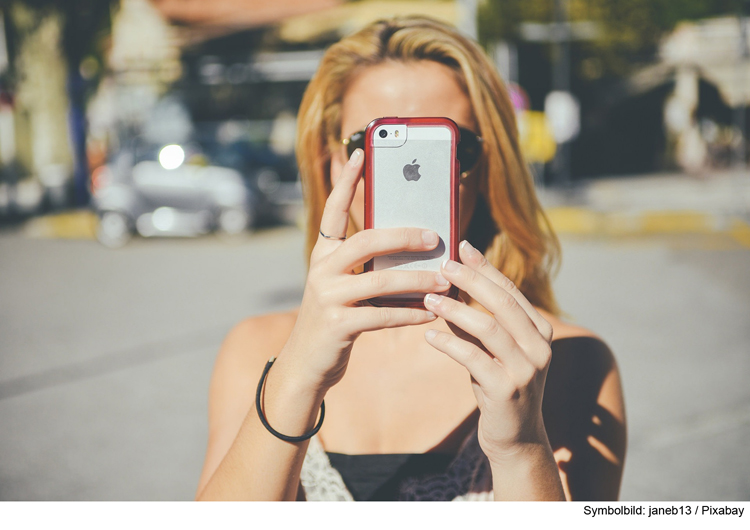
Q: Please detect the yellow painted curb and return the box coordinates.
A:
[729,218,750,249]
[547,207,750,248]
[23,211,98,240]
[601,212,643,236]
[545,207,600,235]
[640,211,713,234]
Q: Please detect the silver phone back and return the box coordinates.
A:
[371,125,453,286]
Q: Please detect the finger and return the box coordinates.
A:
[424,293,531,376]
[340,270,450,304]
[443,297,485,348]
[424,329,507,391]
[346,306,438,333]
[458,240,554,344]
[317,149,364,248]
[440,257,547,354]
[329,227,440,273]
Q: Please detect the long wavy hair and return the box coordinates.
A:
[296,16,561,315]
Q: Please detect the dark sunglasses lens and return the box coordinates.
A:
[458,128,481,172]
[346,131,365,159]
[347,128,480,170]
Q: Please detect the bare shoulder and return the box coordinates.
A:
[537,309,601,342]
[210,309,299,409]
[537,309,615,367]
[219,309,299,363]
[536,308,621,389]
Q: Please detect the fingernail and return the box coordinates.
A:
[425,293,442,306]
[349,148,362,163]
[425,329,438,340]
[425,311,436,319]
[442,259,459,273]
[460,240,479,257]
[435,274,450,286]
[422,230,438,246]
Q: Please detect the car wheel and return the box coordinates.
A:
[97,211,132,248]
[217,208,250,235]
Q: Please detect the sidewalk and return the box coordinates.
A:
[539,169,750,247]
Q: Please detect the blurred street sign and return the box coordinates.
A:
[245,50,325,82]
[544,91,580,143]
[520,21,601,43]
[197,50,326,85]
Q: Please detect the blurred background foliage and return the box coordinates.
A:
[1,0,116,94]
[480,0,747,76]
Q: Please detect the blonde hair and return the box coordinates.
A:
[296,16,561,315]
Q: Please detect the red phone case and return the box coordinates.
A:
[363,116,460,308]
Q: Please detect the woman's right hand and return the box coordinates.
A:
[279,148,448,392]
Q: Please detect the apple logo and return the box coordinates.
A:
[403,159,421,181]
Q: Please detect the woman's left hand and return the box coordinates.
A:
[423,240,555,466]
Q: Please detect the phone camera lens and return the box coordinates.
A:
[379,129,388,138]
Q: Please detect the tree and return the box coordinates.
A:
[479,0,745,77]
[1,0,117,205]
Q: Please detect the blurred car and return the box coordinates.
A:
[199,122,302,224]
[91,143,255,247]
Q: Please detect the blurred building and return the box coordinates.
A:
[657,16,750,172]
[573,16,750,178]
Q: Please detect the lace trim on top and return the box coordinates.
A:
[299,426,494,501]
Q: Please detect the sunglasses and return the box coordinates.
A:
[341,126,483,174]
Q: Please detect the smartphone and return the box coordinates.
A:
[363,117,460,307]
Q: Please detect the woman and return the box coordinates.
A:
[195,16,626,501]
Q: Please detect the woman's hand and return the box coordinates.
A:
[279,148,447,392]
[423,240,556,466]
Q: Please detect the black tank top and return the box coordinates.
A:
[325,452,455,501]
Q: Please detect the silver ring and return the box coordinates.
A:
[319,229,347,240]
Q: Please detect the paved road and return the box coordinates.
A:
[0,226,748,500]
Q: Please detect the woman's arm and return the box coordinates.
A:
[423,235,626,500]
[481,336,626,501]
[423,240,566,500]
[195,314,323,501]
[195,148,445,500]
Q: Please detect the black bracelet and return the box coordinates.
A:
[255,357,325,443]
